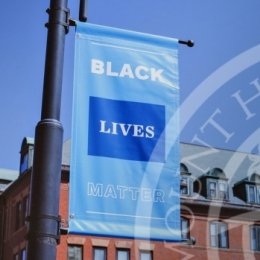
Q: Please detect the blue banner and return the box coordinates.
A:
[69,22,180,241]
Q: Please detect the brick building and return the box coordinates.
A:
[0,138,260,259]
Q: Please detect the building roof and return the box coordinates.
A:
[0,168,19,181]
[180,142,260,206]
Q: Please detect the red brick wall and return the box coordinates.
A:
[3,171,260,260]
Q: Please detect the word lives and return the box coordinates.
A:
[99,120,155,138]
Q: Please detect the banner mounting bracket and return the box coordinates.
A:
[76,0,194,47]
[178,39,194,47]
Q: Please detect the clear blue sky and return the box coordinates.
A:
[1,0,260,170]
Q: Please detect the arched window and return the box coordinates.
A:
[209,221,229,248]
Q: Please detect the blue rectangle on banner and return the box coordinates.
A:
[69,22,181,242]
[88,97,165,162]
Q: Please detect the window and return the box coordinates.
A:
[15,201,23,230]
[14,196,29,231]
[250,225,260,251]
[218,181,228,200]
[246,185,260,204]
[207,180,228,200]
[93,247,106,260]
[209,181,217,199]
[13,248,27,260]
[21,248,27,260]
[210,221,228,248]
[257,187,260,203]
[180,163,192,196]
[68,245,83,260]
[181,217,190,240]
[180,177,192,196]
[140,251,153,260]
[248,185,256,203]
[117,249,130,260]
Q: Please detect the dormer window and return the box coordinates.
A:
[180,163,193,196]
[19,137,34,175]
[207,179,228,200]
[233,173,260,204]
[194,168,229,201]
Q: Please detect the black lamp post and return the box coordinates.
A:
[27,0,69,259]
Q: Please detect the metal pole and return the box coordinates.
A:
[27,0,69,259]
[79,0,88,22]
